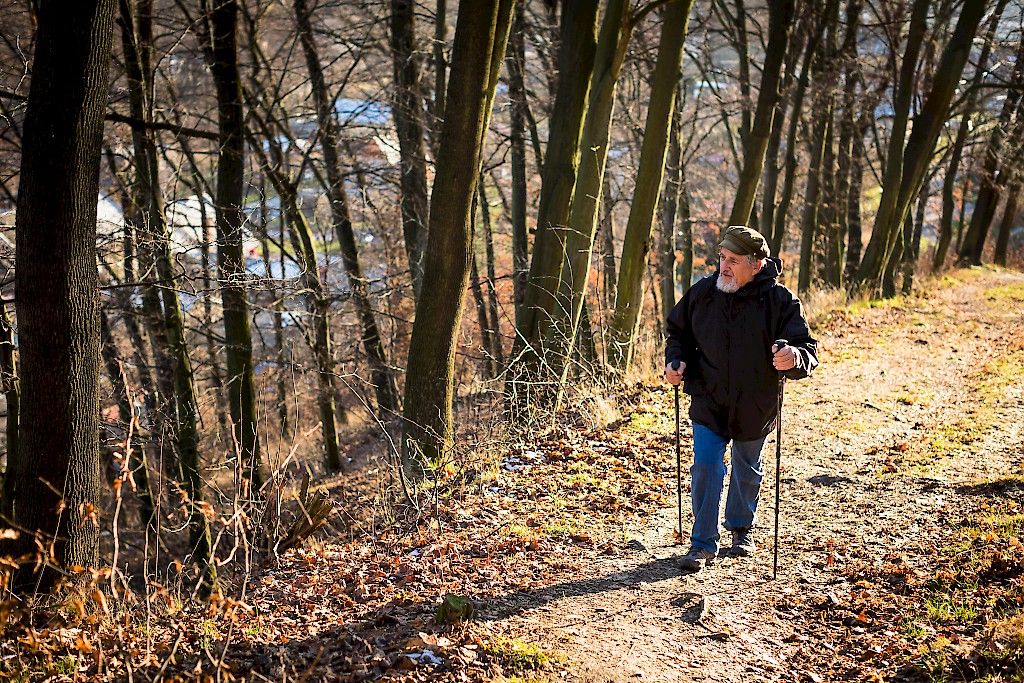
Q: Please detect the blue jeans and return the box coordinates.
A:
[689,422,767,554]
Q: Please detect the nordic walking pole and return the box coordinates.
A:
[772,340,788,580]
[671,361,683,543]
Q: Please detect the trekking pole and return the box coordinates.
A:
[772,340,788,580]
[671,361,683,543]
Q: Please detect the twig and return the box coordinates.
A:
[150,629,183,682]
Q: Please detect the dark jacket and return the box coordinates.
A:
[665,257,817,441]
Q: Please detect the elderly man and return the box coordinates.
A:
[665,225,818,571]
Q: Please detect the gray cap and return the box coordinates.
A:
[718,225,770,259]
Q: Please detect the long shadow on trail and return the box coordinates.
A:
[478,554,689,622]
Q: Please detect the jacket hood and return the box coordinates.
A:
[713,256,784,296]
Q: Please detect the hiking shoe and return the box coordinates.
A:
[730,528,756,556]
[677,547,716,571]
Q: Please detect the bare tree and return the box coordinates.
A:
[7,0,116,592]
[402,0,514,473]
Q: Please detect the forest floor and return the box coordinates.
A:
[447,265,1024,683]
[4,266,1023,682]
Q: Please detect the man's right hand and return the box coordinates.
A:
[665,361,685,386]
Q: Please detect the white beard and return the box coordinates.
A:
[716,276,739,293]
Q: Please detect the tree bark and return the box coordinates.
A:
[510,0,599,388]
[389,0,431,299]
[478,177,503,369]
[8,0,115,592]
[727,0,795,227]
[679,176,694,295]
[858,0,986,290]
[608,0,694,371]
[203,0,264,489]
[507,1,529,325]
[854,0,930,287]
[660,95,684,323]
[0,302,19,519]
[770,0,836,256]
[402,0,514,473]
[541,0,632,397]
[431,0,448,138]
[468,230,497,379]
[958,34,1024,265]
[601,177,618,310]
[798,86,832,293]
[719,0,751,146]
[259,220,290,439]
[844,129,866,283]
[901,183,929,294]
[831,0,862,289]
[994,182,1020,266]
[758,10,806,242]
[932,0,1008,272]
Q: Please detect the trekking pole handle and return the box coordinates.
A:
[670,360,681,370]
[773,339,788,353]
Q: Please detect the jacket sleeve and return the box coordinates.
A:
[665,284,699,368]
[775,287,818,380]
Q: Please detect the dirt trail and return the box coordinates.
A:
[483,268,1024,682]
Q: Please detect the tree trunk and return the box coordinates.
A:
[197,175,228,437]
[821,104,841,289]
[932,0,1008,272]
[247,108,347,472]
[994,182,1019,266]
[608,0,694,371]
[296,0,400,419]
[431,0,448,138]
[758,11,806,241]
[123,0,214,593]
[259,222,290,439]
[882,219,904,298]
[507,1,529,325]
[8,0,115,592]
[733,0,751,144]
[542,0,632,395]
[727,0,795,227]
[402,0,514,473]
[770,0,836,256]
[679,176,694,294]
[469,233,497,379]
[173,140,229,436]
[798,88,832,293]
[0,302,19,518]
[955,175,972,253]
[958,35,1024,265]
[831,0,862,289]
[858,0,986,290]
[510,0,599,387]
[204,0,264,489]
[844,129,866,282]
[661,96,683,323]
[389,0,431,299]
[293,208,345,472]
[478,177,503,368]
[902,183,929,294]
[855,0,931,287]
[601,177,618,310]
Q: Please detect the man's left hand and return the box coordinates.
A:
[772,344,797,371]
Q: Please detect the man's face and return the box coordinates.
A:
[717,247,760,293]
